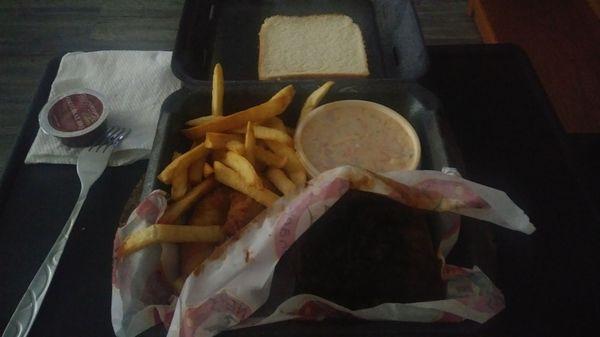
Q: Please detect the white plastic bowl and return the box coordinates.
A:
[294,100,421,177]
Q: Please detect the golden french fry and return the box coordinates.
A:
[214,161,278,207]
[158,143,210,184]
[205,133,244,149]
[244,122,256,166]
[185,115,219,127]
[264,117,294,136]
[266,168,296,196]
[172,151,182,160]
[288,171,306,188]
[188,157,206,185]
[255,144,287,168]
[225,140,245,155]
[264,140,306,187]
[212,63,224,117]
[203,162,214,177]
[171,163,189,200]
[253,125,293,144]
[117,224,224,257]
[262,117,287,132]
[159,177,218,224]
[182,85,295,139]
[256,125,292,144]
[299,81,334,123]
[225,125,292,145]
[261,173,279,194]
[222,151,262,187]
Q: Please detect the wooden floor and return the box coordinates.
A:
[0,0,480,176]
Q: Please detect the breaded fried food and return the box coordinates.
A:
[223,191,265,236]
[180,187,230,277]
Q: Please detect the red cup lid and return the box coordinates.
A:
[39,89,108,138]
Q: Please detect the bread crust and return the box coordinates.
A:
[258,17,268,80]
[260,71,369,81]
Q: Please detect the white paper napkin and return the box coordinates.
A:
[25,50,181,166]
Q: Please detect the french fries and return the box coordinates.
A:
[188,158,205,185]
[266,168,296,196]
[203,162,214,177]
[264,140,306,187]
[262,117,287,132]
[117,224,224,257]
[228,125,291,144]
[245,122,256,166]
[221,151,262,187]
[255,144,287,168]
[212,63,224,117]
[171,163,189,200]
[214,161,278,207]
[299,81,334,123]
[182,85,295,139]
[159,177,218,224]
[158,143,210,184]
[255,125,293,144]
[225,140,245,154]
[183,63,224,128]
[205,133,244,149]
[134,64,318,288]
[185,115,218,127]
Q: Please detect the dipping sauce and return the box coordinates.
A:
[39,89,108,147]
[48,94,103,131]
[295,100,420,177]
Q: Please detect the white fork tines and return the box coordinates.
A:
[89,126,131,153]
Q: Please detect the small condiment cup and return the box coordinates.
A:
[294,100,421,177]
[38,89,109,147]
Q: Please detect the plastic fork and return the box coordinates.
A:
[2,126,130,337]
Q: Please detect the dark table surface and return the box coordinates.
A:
[0,44,598,337]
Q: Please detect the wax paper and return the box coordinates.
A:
[112,166,534,337]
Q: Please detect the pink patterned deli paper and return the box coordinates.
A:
[112,166,534,337]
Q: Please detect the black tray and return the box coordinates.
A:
[172,0,428,86]
[2,44,598,337]
[138,79,498,336]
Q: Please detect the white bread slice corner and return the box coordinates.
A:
[258,15,369,80]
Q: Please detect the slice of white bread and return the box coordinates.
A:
[258,15,369,80]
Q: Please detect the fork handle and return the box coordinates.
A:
[2,188,89,337]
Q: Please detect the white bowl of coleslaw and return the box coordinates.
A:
[294,100,421,178]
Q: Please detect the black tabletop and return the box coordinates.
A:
[0,44,598,337]
[422,44,600,337]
